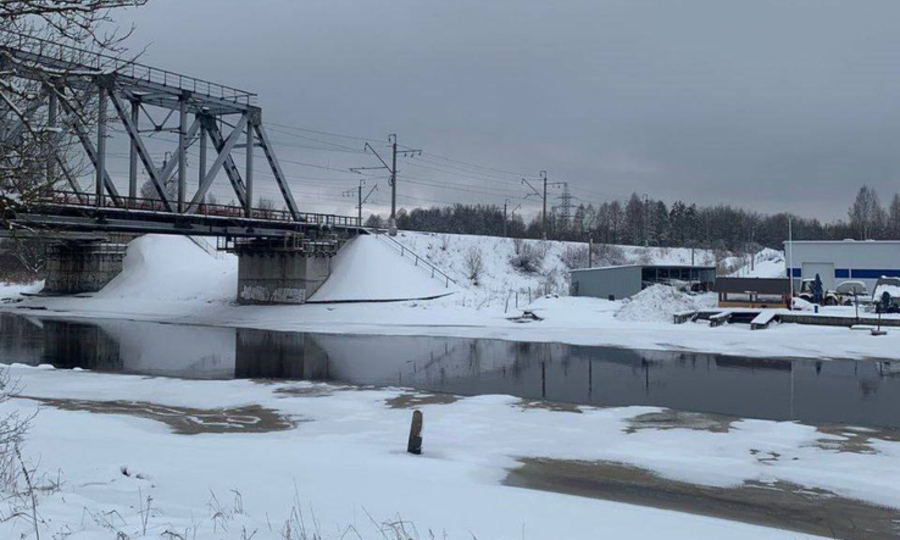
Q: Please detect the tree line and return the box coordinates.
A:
[365,186,899,252]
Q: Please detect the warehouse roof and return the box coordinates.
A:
[784,240,900,245]
[570,264,716,273]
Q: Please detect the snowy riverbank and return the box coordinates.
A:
[2,363,897,539]
[1,233,898,361]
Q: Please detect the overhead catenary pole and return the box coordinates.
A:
[390,134,398,235]
[522,170,564,240]
[588,237,593,268]
[504,198,509,237]
[354,134,420,236]
[343,179,378,227]
[542,170,548,239]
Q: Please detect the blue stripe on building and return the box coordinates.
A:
[788,268,900,279]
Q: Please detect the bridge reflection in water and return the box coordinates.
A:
[0,313,898,428]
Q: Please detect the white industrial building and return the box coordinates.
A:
[785,240,900,291]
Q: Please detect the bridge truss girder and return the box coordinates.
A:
[0,38,301,222]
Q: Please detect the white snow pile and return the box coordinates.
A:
[309,235,457,302]
[0,280,43,299]
[727,248,786,278]
[615,284,715,322]
[94,235,236,302]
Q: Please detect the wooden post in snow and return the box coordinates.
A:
[407,410,423,455]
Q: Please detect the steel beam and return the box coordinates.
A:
[96,85,107,207]
[202,116,247,208]
[198,122,207,200]
[46,91,58,185]
[187,113,248,212]
[54,89,122,205]
[245,115,254,217]
[177,93,188,212]
[0,87,47,146]
[0,46,253,116]
[155,117,200,187]
[107,89,173,212]
[55,157,86,202]
[129,100,139,203]
[255,123,300,221]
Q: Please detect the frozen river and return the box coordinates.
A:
[1,312,898,428]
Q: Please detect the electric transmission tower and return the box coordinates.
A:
[555,182,574,228]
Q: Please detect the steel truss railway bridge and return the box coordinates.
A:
[1,34,363,303]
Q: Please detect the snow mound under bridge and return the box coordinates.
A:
[308,234,458,303]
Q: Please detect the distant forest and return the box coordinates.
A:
[365,186,900,253]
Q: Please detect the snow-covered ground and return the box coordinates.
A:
[310,235,458,302]
[4,363,895,540]
[0,281,43,298]
[727,248,786,278]
[0,234,894,539]
[1,233,897,361]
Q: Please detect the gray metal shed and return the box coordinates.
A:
[569,264,716,300]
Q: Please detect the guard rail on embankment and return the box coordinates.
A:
[370,230,458,288]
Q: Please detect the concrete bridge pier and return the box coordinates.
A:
[233,237,338,305]
[43,239,127,294]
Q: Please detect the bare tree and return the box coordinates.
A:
[848,185,885,240]
[0,0,148,222]
[888,194,900,239]
[0,1,148,282]
[463,246,484,284]
[257,197,277,219]
[509,242,543,274]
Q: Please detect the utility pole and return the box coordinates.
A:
[643,193,650,247]
[390,134,398,234]
[522,171,564,240]
[353,134,420,236]
[588,237,594,267]
[504,198,508,238]
[503,197,525,238]
[343,180,378,227]
[542,171,548,237]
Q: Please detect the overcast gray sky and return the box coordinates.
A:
[112,0,900,221]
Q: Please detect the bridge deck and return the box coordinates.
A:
[13,192,362,238]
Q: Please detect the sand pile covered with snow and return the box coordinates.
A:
[615,284,715,322]
[309,235,457,302]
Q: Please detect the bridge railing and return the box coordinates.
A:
[2,32,257,105]
[34,191,361,229]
